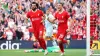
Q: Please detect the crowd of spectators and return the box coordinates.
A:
[0,0,87,41]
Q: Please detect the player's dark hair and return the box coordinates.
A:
[30,2,39,8]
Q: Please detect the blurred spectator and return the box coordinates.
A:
[8,19,15,29]
[16,27,23,40]
[0,28,4,40]
[22,28,30,41]
[5,28,13,40]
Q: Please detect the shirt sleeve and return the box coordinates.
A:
[27,12,30,18]
[54,12,57,19]
[40,10,44,16]
[66,11,70,19]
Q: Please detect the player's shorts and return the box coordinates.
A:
[45,26,53,37]
[33,25,44,40]
[57,30,67,41]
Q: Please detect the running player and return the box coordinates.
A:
[27,2,48,55]
[55,3,71,56]
[49,3,71,56]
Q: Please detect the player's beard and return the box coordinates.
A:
[32,8,37,11]
[58,8,62,12]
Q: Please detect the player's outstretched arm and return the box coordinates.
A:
[47,17,56,24]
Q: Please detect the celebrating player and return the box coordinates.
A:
[55,3,71,56]
[26,2,48,55]
[49,3,71,56]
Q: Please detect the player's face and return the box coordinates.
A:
[31,4,37,11]
[57,4,63,11]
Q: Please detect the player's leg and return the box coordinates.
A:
[33,29,47,53]
[58,31,70,46]
[37,26,48,55]
[45,27,57,46]
[45,27,52,41]
[51,37,58,46]
[57,33,65,56]
[62,39,70,47]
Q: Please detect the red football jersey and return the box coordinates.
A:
[55,10,70,31]
[27,9,44,30]
[27,9,44,26]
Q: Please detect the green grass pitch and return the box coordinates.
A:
[93,49,100,54]
[0,49,86,56]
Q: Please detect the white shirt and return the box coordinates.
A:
[21,26,26,33]
[45,13,55,28]
[23,30,30,40]
[6,30,13,40]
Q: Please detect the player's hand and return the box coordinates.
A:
[41,20,44,23]
[42,15,46,20]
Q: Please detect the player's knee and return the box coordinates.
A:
[57,39,62,43]
[39,35,43,38]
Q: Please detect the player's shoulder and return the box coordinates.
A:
[27,10,32,14]
[37,9,44,14]
[37,9,43,12]
[63,10,69,14]
[55,11,58,14]
[54,11,59,16]
[27,10,32,18]
[63,10,70,16]
[37,9,42,11]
